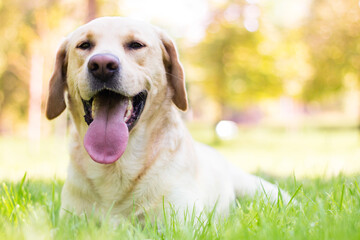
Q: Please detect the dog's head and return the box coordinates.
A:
[46,17,188,164]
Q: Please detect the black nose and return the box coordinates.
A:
[88,54,120,81]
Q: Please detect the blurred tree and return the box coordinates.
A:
[302,0,360,102]
[0,0,87,134]
[186,1,284,120]
[187,0,360,123]
[87,0,97,22]
[0,0,33,132]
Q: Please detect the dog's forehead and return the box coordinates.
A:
[69,17,158,43]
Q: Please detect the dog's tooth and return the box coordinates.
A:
[124,99,133,122]
[127,99,133,111]
[124,110,131,122]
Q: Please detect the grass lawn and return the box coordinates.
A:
[1,126,360,239]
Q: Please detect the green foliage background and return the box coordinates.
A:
[0,0,359,131]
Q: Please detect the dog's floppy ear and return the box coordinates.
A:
[159,31,188,111]
[46,39,68,120]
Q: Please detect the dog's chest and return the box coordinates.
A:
[83,154,167,214]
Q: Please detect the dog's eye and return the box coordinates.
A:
[128,41,145,50]
[77,41,91,50]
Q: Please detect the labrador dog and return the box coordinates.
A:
[46,17,291,220]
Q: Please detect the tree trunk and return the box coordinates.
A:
[87,0,97,22]
[28,51,44,141]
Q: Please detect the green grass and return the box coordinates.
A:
[1,126,360,239]
[1,173,360,239]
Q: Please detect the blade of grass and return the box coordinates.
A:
[286,184,302,208]
[339,183,345,211]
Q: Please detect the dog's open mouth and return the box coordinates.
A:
[81,90,147,130]
[81,90,147,164]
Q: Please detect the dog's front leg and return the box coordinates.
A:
[231,168,292,204]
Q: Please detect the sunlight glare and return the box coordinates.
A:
[243,4,260,32]
[122,0,208,43]
[216,120,238,140]
[244,18,259,32]
[224,4,241,22]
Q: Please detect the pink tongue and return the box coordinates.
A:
[84,94,129,164]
